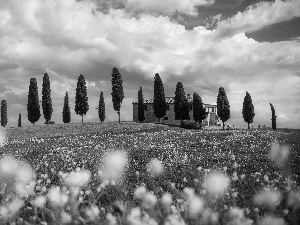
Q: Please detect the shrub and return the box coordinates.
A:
[180,120,201,130]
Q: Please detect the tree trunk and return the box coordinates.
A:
[82,115,83,123]
[118,111,120,122]
[248,123,250,129]
[158,118,160,123]
[223,121,224,130]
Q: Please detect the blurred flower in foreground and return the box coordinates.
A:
[127,207,158,225]
[86,205,100,221]
[161,193,172,209]
[269,142,290,168]
[47,186,68,207]
[258,216,285,225]
[31,196,46,208]
[142,192,157,209]
[0,198,24,219]
[64,170,91,187]
[134,186,147,199]
[205,172,229,195]
[228,207,253,225]
[99,150,128,182]
[201,209,219,225]
[287,191,300,210]
[253,189,282,209]
[165,214,186,225]
[146,158,164,177]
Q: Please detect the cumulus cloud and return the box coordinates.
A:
[217,0,300,37]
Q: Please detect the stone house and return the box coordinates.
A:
[132,94,220,126]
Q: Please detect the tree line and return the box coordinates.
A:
[0,68,277,130]
[137,73,276,130]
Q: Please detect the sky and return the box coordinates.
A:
[0,0,299,129]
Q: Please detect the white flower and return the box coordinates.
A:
[64,170,91,187]
[161,193,172,208]
[188,196,204,218]
[32,196,46,208]
[106,213,117,225]
[15,181,36,197]
[258,216,285,225]
[269,142,290,168]
[134,186,147,199]
[147,158,164,177]
[61,211,72,224]
[100,150,128,182]
[86,205,100,221]
[253,189,282,209]
[287,191,300,210]
[47,186,68,207]
[205,172,230,195]
[0,127,6,147]
[142,192,157,209]
[165,214,186,225]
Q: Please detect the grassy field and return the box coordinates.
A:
[0,122,299,224]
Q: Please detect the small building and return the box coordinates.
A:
[132,94,220,126]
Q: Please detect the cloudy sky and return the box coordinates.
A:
[0,0,299,129]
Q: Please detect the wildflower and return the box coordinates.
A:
[47,186,68,207]
[165,214,186,225]
[258,216,285,225]
[86,205,99,221]
[61,211,72,224]
[287,191,300,210]
[106,213,117,225]
[15,181,36,197]
[111,200,125,217]
[269,142,290,168]
[187,196,204,218]
[147,158,164,177]
[142,192,157,209]
[205,172,229,195]
[201,209,219,225]
[100,150,128,182]
[161,193,172,208]
[32,196,46,208]
[64,170,91,187]
[134,186,146,199]
[253,189,282,209]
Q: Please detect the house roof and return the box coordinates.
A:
[132,97,216,107]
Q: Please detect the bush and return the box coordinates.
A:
[180,120,201,130]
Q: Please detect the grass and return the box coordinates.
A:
[0,122,299,224]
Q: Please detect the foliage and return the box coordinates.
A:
[98,91,105,122]
[111,67,124,122]
[180,96,190,120]
[242,91,255,129]
[174,82,185,120]
[180,120,201,129]
[75,74,89,122]
[27,78,41,125]
[193,92,206,124]
[217,87,230,130]
[137,86,145,122]
[270,103,277,130]
[42,73,53,124]
[62,91,71,123]
[153,73,167,122]
[0,100,7,127]
[18,113,21,127]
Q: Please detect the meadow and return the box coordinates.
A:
[0,122,299,225]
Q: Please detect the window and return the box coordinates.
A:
[164,116,168,120]
[166,104,169,110]
[144,105,147,110]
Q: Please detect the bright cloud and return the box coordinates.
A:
[217,0,300,37]
[0,0,299,128]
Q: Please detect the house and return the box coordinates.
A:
[132,94,220,126]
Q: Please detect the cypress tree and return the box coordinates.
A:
[42,73,53,124]
[174,82,185,120]
[98,91,105,122]
[217,87,230,130]
[180,96,190,120]
[63,91,71,123]
[153,73,166,122]
[270,103,277,130]
[18,113,21,127]
[1,100,7,127]
[242,91,255,129]
[111,67,124,122]
[138,86,145,122]
[27,78,41,125]
[75,74,89,122]
[193,92,206,124]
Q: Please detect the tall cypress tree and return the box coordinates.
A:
[153,73,166,122]
[63,91,71,123]
[180,96,190,120]
[111,67,124,122]
[217,87,230,130]
[75,74,89,122]
[18,113,21,127]
[174,82,185,120]
[270,103,277,130]
[242,91,255,129]
[42,73,53,124]
[27,78,41,125]
[1,100,7,127]
[98,91,105,122]
[193,92,206,124]
[138,86,145,122]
